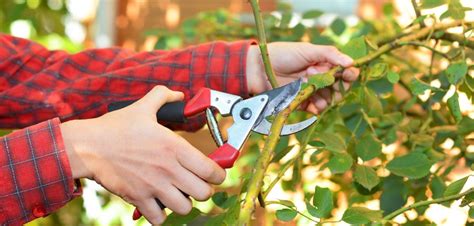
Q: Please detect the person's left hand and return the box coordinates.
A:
[246,42,360,114]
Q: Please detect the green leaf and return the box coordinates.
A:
[440,1,470,20]
[409,78,437,95]
[276,208,297,222]
[412,15,428,25]
[446,62,468,85]
[212,192,228,208]
[341,36,368,59]
[306,202,319,217]
[278,199,296,208]
[387,71,400,84]
[469,207,474,219]
[312,186,334,218]
[355,133,382,161]
[316,132,346,153]
[163,208,201,225]
[342,207,383,224]
[327,152,353,174]
[459,116,474,135]
[354,165,380,190]
[430,176,446,199]
[421,0,446,8]
[381,175,408,216]
[362,87,383,117]
[386,152,433,179]
[444,176,469,197]
[280,12,292,28]
[308,72,335,89]
[447,92,462,123]
[366,63,388,80]
[330,18,346,35]
[302,10,323,19]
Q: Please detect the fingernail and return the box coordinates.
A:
[342,56,353,66]
[307,67,319,75]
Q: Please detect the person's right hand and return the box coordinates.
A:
[60,86,226,225]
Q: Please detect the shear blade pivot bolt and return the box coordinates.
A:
[240,108,252,120]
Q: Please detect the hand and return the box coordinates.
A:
[60,86,226,225]
[246,42,360,114]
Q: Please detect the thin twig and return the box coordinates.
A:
[248,0,279,88]
[381,187,474,223]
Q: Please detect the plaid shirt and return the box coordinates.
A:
[0,34,251,225]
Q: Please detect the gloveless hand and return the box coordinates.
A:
[246,42,360,114]
[60,86,226,225]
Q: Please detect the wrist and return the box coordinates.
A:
[60,119,96,179]
[246,45,268,94]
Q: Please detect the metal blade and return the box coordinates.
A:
[257,79,303,119]
[252,116,317,135]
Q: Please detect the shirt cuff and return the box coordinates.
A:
[0,118,81,225]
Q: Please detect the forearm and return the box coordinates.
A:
[0,35,252,131]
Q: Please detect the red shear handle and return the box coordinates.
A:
[184,88,211,117]
[208,143,240,169]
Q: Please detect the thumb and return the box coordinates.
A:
[135,85,184,111]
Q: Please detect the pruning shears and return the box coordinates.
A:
[107,79,317,220]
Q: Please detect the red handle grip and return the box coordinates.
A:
[183,88,211,117]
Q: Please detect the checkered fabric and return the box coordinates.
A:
[0,34,251,225]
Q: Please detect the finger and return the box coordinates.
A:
[317,88,332,104]
[135,198,166,225]
[135,85,185,111]
[155,185,192,215]
[334,92,343,102]
[173,167,214,201]
[306,65,331,76]
[176,139,226,184]
[342,67,360,82]
[305,102,319,115]
[312,94,328,112]
[310,45,353,67]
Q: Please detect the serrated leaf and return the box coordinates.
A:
[163,208,201,226]
[459,117,474,135]
[447,92,462,123]
[387,71,400,84]
[387,152,433,179]
[469,207,474,218]
[412,15,428,25]
[446,62,468,85]
[440,1,469,20]
[327,152,353,174]
[276,208,297,222]
[308,72,335,89]
[381,175,408,216]
[354,165,380,190]
[341,36,368,59]
[316,132,346,153]
[355,133,382,161]
[302,10,323,19]
[330,18,346,35]
[362,87,383,117]
[421,0,446,8]
[342,207,383,224]
[312,186,334,218]
[280,12,292,28]
[308,140,325,147]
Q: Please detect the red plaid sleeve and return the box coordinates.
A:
[0,34,251,130]
[0,34,252,225]
[0,118,80,225]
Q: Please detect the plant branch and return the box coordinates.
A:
[410,0,425,27]
[248,0,279,88]
[238,7,468,224]
[398,41,451,59]
[438,32,474,49]
[238,85,315,225]
[381,187,474,223]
